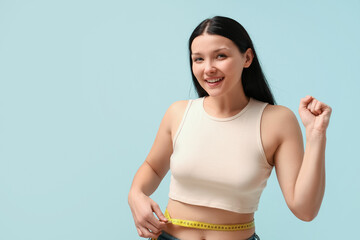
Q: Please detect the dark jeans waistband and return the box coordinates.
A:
[151,231,260,240]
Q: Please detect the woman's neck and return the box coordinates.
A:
[204,92,249,118]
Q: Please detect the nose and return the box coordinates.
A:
[204,60,216,75]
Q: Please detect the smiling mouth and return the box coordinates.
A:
[205,77,224,83]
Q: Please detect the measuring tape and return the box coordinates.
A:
[164,208,254,231]
[150,209,255,239]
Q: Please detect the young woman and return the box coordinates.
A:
[128,16,332,240]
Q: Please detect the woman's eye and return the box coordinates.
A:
[217,54,227,59]
[193,57,203,62]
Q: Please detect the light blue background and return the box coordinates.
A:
[0,0,359,239]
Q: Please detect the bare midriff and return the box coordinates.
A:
[162,199,256,240]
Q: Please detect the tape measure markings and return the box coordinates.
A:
[164,209,254,231]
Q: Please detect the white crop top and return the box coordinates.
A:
[169,97,273,213]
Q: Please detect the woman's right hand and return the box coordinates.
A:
[128,191,168,238]
[127,101,189,238]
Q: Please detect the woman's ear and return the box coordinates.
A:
[243,48,254,68]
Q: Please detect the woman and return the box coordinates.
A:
[128,16,332,240]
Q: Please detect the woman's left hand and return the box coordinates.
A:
[298,95,332,135]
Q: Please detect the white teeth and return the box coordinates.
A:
[207,78,223,83]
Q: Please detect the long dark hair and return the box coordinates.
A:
[189,16,276,105]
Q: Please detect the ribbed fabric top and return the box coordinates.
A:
[169,97,273,213]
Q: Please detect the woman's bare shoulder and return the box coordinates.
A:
[263,104,301,140]
[169,100,190,110]
[166,100,191,138]
[166,100,190,118]
[264,104,297,123]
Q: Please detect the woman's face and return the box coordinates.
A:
[191,33,252,97]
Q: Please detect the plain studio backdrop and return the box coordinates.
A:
[0,0,359,239]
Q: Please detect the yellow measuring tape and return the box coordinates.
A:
[165,208,254,231]
[151,209,254,239]
[151,209,255,240]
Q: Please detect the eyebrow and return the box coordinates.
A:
[191,47,230,56]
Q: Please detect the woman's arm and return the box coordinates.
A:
[273,96,332,221]
[128,100,189,238]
